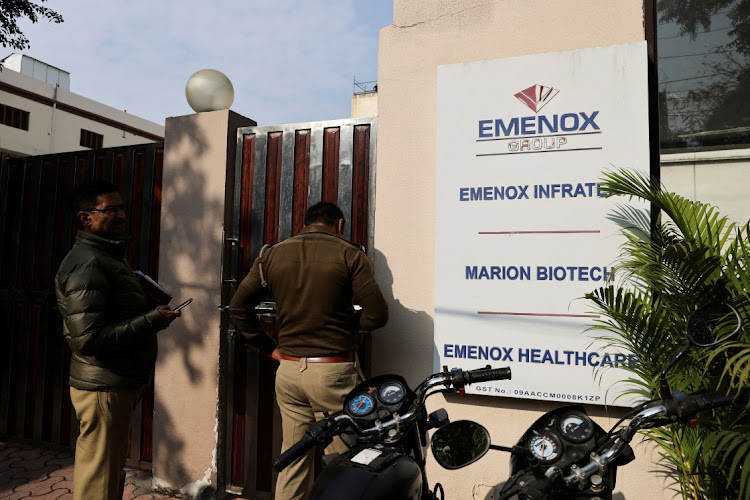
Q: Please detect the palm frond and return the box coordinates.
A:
[706,342,750,388]
[589,168,750,499]
[601,169,736,251]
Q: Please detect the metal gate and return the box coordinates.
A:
[0,143,164,466]
[220,117,377,498]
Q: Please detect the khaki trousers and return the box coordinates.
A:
[274,358,363,500]
[70,386,142,500]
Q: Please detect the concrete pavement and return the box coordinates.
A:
[0,438,185,500]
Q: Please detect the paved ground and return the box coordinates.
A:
[0,439,185,500]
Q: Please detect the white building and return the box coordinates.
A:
[0,53,164,158]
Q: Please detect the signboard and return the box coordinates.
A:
[435,42,650,406]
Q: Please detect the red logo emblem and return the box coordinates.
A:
[514,84,559,113]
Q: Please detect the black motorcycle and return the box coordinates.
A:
[430,302,750,499]
[272,365,512,499]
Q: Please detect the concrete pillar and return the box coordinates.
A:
[152,110,255,496]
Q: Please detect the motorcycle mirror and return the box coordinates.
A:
[431,420,490,470]
[659,302,742,400]
[685,301,742,347]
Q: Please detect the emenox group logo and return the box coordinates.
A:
[476,83,602,156]
[514,84,559,113]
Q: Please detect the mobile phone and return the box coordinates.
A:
[173,298,193,311]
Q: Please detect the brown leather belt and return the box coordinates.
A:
[281,352,354,363]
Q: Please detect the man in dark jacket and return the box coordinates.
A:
[229,201,388,500]
[55,180,181,500]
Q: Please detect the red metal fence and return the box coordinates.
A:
[0,143,163,465]
[221,117,377,498]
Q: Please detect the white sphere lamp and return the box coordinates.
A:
[185,69,235,112]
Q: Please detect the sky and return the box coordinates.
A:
[12,0,393,126]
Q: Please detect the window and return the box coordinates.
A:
[0,103,30,131]
[658,0,750,151]
[80,129,103,149]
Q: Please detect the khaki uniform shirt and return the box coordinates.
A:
[228,225,388,357]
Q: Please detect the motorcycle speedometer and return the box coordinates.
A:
[348,394,376,416]
[527,432,561,463]
[378,381,405,405]
[557,411,593,443]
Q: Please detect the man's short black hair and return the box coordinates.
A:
[70,180,121,213]
[304,201,344,227]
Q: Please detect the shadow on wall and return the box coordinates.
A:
[156,116,217,383]
[150,398,187,489]
[647,459,683,499]
[150,117,223,492]
[370,248,434,388]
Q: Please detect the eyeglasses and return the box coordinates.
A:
[81,204,127,214]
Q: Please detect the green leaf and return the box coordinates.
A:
[588,168,750,499]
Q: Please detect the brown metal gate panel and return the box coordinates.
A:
[222,117,376,498]
[0,144,163,465]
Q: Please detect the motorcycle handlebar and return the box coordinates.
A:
[676,388,750,417]
[613,388,750,449]
[560,387,750,488]
[273,419,336,471]
[272,365,512,471]
[463,366,512,384]
[272,432,317,471]
[418,365,511,399]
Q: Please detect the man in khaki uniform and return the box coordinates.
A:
[229,201,389,500]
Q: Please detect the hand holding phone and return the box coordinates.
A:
[173,298,193,311]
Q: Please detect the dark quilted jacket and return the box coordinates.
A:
[55,231,165,390]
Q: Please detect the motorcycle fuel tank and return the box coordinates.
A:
[309,446,423,500]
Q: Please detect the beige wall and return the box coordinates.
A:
[661,149,750,225]
[372,0,676,498]
[373,0,649,381]
[352,92,378,118]
[139,2,750,496]
[0,66,164,157]
[153,110,255,496]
